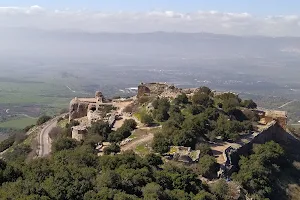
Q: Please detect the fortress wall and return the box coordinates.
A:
[228,121,288,167]
[69,100,89,122]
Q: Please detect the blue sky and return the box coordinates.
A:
[1,0,299,15]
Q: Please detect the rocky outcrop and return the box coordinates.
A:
[137,84,151,97]
[137,82,181,98]
[69,98,89,121]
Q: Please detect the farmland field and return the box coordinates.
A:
[0,117,37,129]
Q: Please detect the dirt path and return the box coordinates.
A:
[121,133,154,152]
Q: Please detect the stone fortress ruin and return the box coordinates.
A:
[67,82,296,170]
[69,91,107,123]
[69,90,134,141]
[216,108,292,177]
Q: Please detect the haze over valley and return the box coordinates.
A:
[1,29,300,131]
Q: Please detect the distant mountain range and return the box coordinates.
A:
[1,28,300,59]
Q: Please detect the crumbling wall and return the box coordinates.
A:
[137,82,181,98]
[228,121,289,167]
[71,126,87,141]
[69,98,89,121]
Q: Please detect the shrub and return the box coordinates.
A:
[0,135,15,152]
[192,92,211,107]
[52,137,78,152]
[23,124,35,132]
[210,179,229,199]
[141,113,154,126]
[241,99,257,109]
[104,143,120,155]
[197,155,219,179]
[123,119,137,130]
[174,93,189,105]
[36,115,52,125]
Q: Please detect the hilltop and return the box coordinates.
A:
[0,82,299,200]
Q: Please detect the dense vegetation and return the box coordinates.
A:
[1,86,297,200]
[150,89,257,154]
[232,141,297,200]
[0,132,27,153]
[0,146,221,200]
[36,115,52,125]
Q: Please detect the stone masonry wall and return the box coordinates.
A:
[228,121,289,167]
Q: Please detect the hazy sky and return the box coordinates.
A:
[1,1,300,36]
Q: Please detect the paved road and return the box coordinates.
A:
[38,119,57,157]
[278,99,297,109]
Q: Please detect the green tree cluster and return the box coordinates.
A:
[36,115,52,125]
[233,141,285,199]
[0,149,219,200]
[152,98,171,122]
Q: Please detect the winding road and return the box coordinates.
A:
[38,119,57,157]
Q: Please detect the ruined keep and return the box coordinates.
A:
[69,98,89,121]
[137,82,181,99]
[255,109,287,129]
[69,91,106,122]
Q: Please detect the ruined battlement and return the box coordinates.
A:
[137,82,181,98]
[69,91,107,122]
[223,120,294,175]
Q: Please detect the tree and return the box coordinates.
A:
[104,143,120,155]
[0,159,21,185]
[174,93,189,105]
[37,115,52,125]
[210,179,229,199]
[152,133,170,154]
[242,99,257,109]
[193,190,217,200]
[197,155,219,179]
[233,141,284,198]
[169,110,185,125]
[173,130,197,148]
[153,109,169,122]
[188,105,205,115]
[142,182,166,200]
[52,137,78,152]
[0,134,16,152]
[196,143,212,157]
[145,153,163,167]
[141,113,154,126]
[192,93,211,106]
[198,86,212,95]
[96,170,121,189]
[88,121,111,140]
[222,98,240,113]
[123,119,137,130]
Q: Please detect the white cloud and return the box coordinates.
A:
[0,5,300,36]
